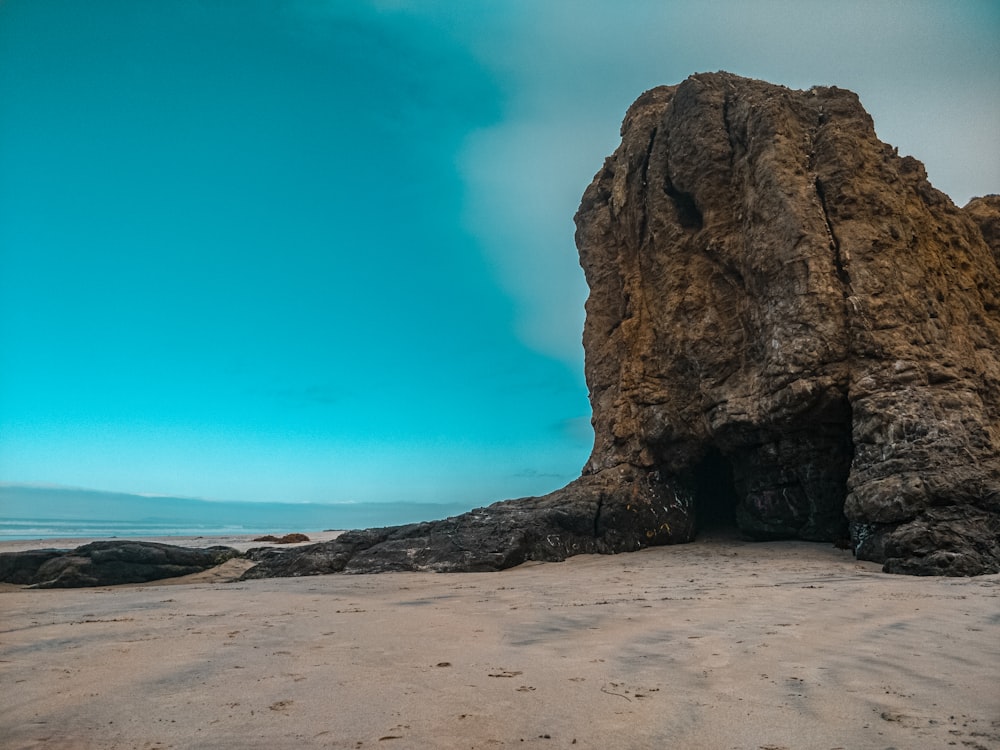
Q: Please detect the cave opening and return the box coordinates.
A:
[691,447,740,535]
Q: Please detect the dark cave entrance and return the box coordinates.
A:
[691,447,740,534]
[683,395,856,543]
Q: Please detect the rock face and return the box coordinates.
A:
[965,195,1000,268]
[575,73,1000,573]
[242,72,1000,580]
[0,541,241,588]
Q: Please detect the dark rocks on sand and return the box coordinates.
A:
[252,533,311,544]
[0,541,241,588]
[241,474,669,577]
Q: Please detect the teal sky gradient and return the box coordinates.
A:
[1,1,998,509]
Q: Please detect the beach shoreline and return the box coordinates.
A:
[0,530,344,555]
[2,535,998,749]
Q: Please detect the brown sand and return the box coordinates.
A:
[1,534,998,749]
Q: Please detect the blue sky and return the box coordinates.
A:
[1,0,998,509]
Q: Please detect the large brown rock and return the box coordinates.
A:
[243,72,999,580]
[575,72,1000,574]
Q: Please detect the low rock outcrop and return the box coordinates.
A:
[245,72,996,578]
[241,473,687,577]
[0,541,241,588]
[252,533,311,544]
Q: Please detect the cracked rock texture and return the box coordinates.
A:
[244,72,999,579]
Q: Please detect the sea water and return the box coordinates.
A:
[0,485,474,541]
[0,518,299,541]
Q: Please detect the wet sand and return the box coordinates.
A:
[1,535,998,749]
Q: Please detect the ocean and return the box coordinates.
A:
[0,518,286,541]
[0,485,477,541]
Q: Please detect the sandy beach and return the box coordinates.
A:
[1,534,998,749]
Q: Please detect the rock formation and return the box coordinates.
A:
[0,541,241,587]
[241,73,999,578]
[252,533,311,544]
[573,73,1000,575]
[10,73,993,585]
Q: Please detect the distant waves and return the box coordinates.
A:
[0,518,279,541]
[0,485,477,541]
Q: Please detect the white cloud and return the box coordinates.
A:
[459,117,606,363]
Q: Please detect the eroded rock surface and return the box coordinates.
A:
[575,73,1000,574]
[0,541,241,588]
[965,195,1000,268]
[243,72,999,579]
[241,473,690,578]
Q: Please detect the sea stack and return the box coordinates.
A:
[241,72,1000,579]
[573,72,1000,574]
